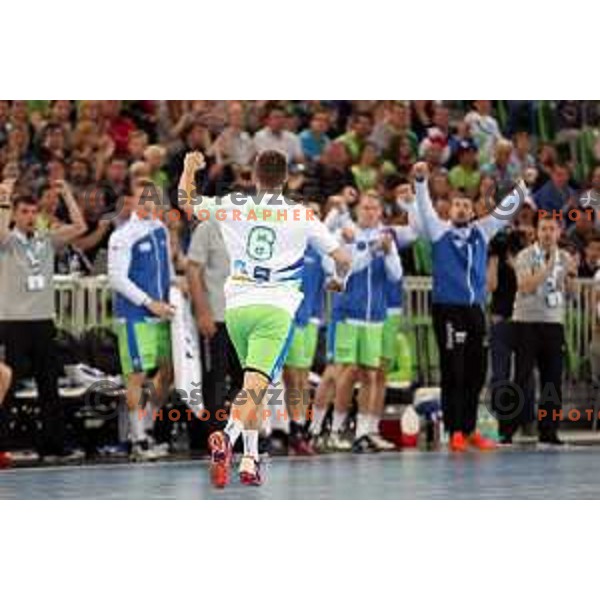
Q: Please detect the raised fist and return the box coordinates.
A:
[184,151,206,174]
[412,161,429,180]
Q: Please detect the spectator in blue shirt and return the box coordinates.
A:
[299,110,331,161]
[533,163,575,213]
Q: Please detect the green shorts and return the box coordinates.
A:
[285,321,319,370]
[382,314,402,363]
[115,319,171,376]
[225,304,294,381]
[333,321,383,369]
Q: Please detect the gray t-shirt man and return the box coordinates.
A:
[0,230,56,321]
[187,219,230,322]
[512,244,570,324]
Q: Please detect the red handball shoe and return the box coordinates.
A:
[239,455,263,486]
[468,431,497,451]
[0,452,12,469]
[449,432,467,452]
[208,431,232,489]
[289,435,316,456]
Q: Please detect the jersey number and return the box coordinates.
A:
[247,226,276,261]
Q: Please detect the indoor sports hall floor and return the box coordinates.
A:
[2,445,600,499]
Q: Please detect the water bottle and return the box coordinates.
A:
[400,405,419,448]
[69,253,82,277]
[478,404,498,441]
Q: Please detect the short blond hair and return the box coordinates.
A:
[129,160,150,178]
[144,144,166,161]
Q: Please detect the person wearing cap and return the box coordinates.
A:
[448,139,481,198]
[482,139,520,199]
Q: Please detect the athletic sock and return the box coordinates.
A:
[224,419,243,447]
[243,430,259,460]
[310,406,326,436]
[355,413,370,439]
[129,409,146,444]
[369,415,380,435]
[331,410,348,434]
[142,406,154,436]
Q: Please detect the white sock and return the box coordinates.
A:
[129,409,146,443]
[243,429,259,459]
[369,415,380,435]
[331,410,348,433]
[224,419,243,447]
[310,406,326,435]
[356,413,370,439]
[143,406,154,436]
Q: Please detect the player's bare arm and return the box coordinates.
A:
[178,151,206,212]
[0,182,13,246]
[49,180,88,247]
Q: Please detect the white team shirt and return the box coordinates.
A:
[190,192,339,316]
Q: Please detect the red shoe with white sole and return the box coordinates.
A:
[208,431,232,488]
[239,455,263,486]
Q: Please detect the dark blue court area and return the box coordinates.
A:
[2,445,600,499]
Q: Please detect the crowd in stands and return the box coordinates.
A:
[2,100,600,461]
[2,100,600,280]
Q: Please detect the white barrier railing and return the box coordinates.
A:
[54,275,112,333]
[52,275,599,380]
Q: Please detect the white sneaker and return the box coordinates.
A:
[367,433,396,451]
[151,442,170,459]
[327,432,352,452]
[130,442,161,462]
[66,363,123,388]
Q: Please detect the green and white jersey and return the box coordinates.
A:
[190,192,339,316]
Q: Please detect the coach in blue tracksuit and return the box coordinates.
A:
[412,162,523,450]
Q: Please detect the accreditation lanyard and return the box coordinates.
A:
[13,230,48,291]
[533,244,562,308]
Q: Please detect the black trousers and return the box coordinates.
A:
[432,304,487,435]
[187,322,243,451]
[0,320,65,455]
[503,322,565,438]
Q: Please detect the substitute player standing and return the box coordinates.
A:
[179,150,349,487]
[108,178,177,461]
[283,242,326,455]
[327,192,403,452]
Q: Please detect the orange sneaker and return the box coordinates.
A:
[449,432,467,452]
[468,431,497,451]
[208,431,232,488]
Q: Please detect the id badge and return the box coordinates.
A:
[546,291,560,308]
[26,274,46,292]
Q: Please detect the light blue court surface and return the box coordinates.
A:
[2,447,600,499]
